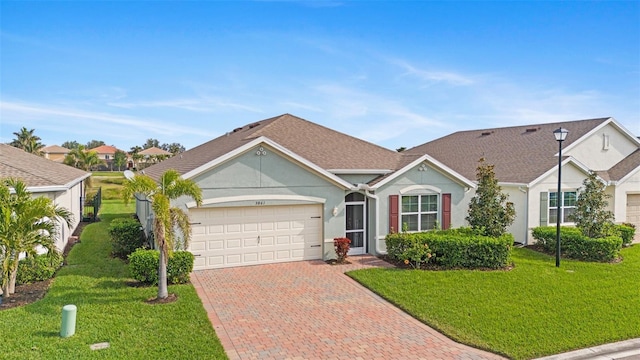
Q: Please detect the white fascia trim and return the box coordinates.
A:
[560,118,640,155]
[26,174,91,194]
[372,154,475,190]
[498,182,529,187]
[328,169,394,175]
[399,184,442,195]
[25,186,69,193]
[186,194,327,208]
[528,157,601,187]
[181,136,353,190]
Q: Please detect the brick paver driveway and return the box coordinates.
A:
[192,256,505,360]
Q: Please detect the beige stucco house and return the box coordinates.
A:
[135,115,639,270]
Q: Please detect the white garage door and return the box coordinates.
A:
[189,204,323,270]
[626,194,640,243]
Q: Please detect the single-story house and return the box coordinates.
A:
[0,144,91,252]
[135,114,639,270]
[41,145,70,163]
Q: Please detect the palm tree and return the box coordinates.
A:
[10,127,44,155]
[122,169,202,299]
[0,178,72,297]
[67,145,103,171]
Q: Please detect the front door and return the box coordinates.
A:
[345,193,366,255]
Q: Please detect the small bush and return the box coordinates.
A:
[333,237,351,263]
[617,224,636,246]
[386,229,512,269]
[531,226,622,262]
[109,218,147,259]
[128,249,194,285]
[16,253,63,285]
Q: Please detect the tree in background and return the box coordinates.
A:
[162,142,186,155]
[466,158,516,237]
[122,169,202,300]
[569,172,615,238]
[61,140,80,150]
[85,140,105,149]
[0,178,72,297]
[66,145,103,171]
[143,138,160,149]
[10,127,44,155]
[113,150,128,171]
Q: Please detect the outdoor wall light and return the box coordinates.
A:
[332,206,339,216]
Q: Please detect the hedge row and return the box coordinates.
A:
[531,226,622,262]
[16,253,63,285]
[386,228,513,269]
[128,249,194,285]
[108,217,147,259]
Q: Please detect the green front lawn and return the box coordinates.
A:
[0,200,227,359]
[348,246,640,360]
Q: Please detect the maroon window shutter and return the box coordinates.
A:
[389,195,399,233]
[442,193,451,230]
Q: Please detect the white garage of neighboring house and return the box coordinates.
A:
[135,114,640,270]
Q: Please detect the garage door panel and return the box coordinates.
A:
[190,204,323,269]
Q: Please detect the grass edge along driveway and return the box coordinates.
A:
[0,200,228,359]
[348,246,640,360]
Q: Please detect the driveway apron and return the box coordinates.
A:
[192,256,505,360]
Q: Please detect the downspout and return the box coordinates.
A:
[357,184,386,255]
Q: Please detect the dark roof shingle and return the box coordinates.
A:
[0,144,89,188]
[143,114,401,180]
[404,118,612,183]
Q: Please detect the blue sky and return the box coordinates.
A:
[1,1,639,152]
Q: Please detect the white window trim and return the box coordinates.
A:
[400,193,440,232]
[549,190,577,225]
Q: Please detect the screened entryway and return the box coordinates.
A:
[345,192,366,255]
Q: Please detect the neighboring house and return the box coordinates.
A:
[41,145,70,163]
[404,117,640,244]
[134,114,639,270]
[135,146,173,169]
[0,144,91,252]
[89,145,122,171]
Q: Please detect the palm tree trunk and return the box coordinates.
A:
[8,266,17,294]
[156,223,168,299]
[158,247,168,299]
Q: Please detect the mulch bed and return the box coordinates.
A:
[0,221,90,311]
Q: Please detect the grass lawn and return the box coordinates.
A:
[0,200,227,359]
[348,246,640,360]
[88,172,127,200]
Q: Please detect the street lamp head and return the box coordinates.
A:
[553,127,569,142]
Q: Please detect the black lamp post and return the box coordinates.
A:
[553,127,569,267]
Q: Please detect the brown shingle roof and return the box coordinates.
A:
[0,144,89,188]
[143,114,401,180]
[404,118,611,184]
[607,148,640,181]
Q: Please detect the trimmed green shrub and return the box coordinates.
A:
[109,218,147,259]
[128,249,194,285]
[531,226,622,262]
[617,224,636,246]
[16,253,63,285]
[386,228,512,269]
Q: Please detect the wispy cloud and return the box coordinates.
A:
[108,96,263,113]
[392,60,475,86]
[0,100,217,147]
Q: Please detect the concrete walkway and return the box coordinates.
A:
[192,255,505,360]
[533,338,640,360]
